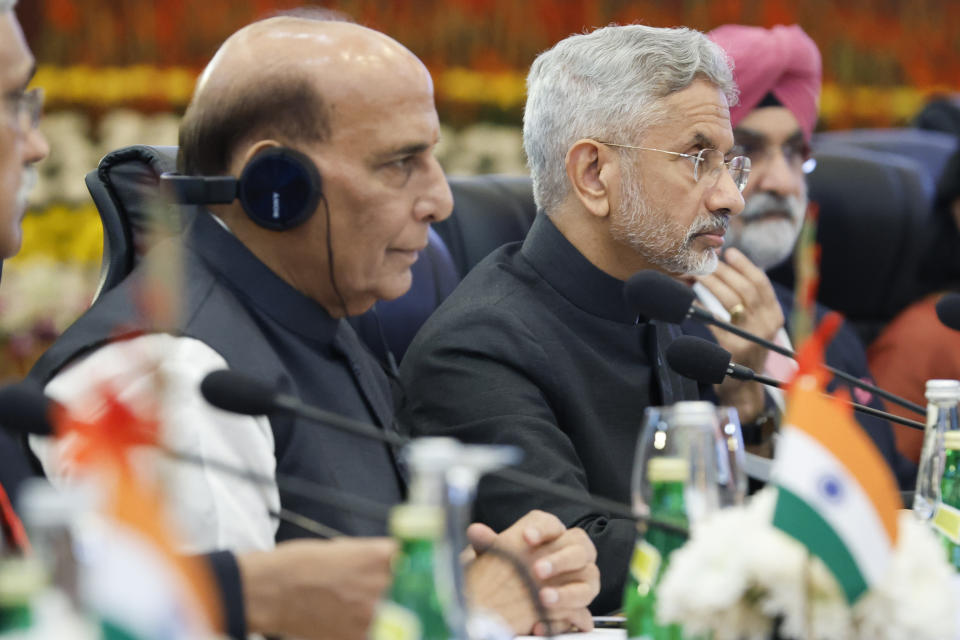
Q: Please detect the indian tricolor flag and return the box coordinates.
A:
[55,386,222,639]
[770,313,901,604]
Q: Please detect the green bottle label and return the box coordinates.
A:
[369,600,423,640]
[934,501,960,543]
[629,539,662,591]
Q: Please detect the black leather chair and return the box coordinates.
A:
[769,145,937,345]
[84,145,185,301]
[436,174,537,277]
[814,128,958,187]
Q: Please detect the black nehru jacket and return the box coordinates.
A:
[399,213,699,613]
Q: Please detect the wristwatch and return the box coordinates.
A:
[741,407,780,445]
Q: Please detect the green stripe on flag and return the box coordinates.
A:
[773,488,868,603]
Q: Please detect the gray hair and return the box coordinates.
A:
[0,0,18,12]
[523,24,737,214]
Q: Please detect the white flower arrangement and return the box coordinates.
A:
[657,488,956,640]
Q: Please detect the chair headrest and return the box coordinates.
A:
[437,174,536,276]
[85,145,181,298]
[769,145,936,339]
[814,128,959,188]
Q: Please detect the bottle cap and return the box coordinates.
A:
[647,456,688,483]
[945,431,960,451]
[0,558,46,606]
[926,380,960,403]
[670,401,717,427]
[389,504,444,539]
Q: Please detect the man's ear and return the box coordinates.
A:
[564,139,618,220]
[213,139,285,224]
[232,139,284,176]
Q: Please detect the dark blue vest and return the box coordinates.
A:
[29,212,405,539]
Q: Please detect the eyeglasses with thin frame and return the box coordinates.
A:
[731,136,816,175]
[598,142,751,192]
[3,87,44,133]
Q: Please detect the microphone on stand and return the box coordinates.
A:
[664,335,782,388]
[624,270,927,417]
[200,371,408,447]
[199,370,689,535]
[0,381,61,436]
[665,335,925,431]
[936,292,960,332]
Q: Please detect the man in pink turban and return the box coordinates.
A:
[707,24,821,273]
[691,24,914,487]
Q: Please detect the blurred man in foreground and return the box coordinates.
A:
[0,0,50,537]
[693,24,913,485]
[400,24,746,610]
[25,15,598,639]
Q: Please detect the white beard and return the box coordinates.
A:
[726,192,807,270]
[610,160,727,276]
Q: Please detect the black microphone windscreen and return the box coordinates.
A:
[0,382,56,436]
[623,270,696,323]
[936,293,960,332]
[200,370,277,416]
[665,335,731,385]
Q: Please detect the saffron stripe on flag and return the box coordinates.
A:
[773,487,867,602]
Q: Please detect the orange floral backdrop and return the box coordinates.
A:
[4,0,960,378]
[16,0,960,128]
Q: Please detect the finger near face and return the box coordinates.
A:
[722,247,775,290]
[708,259,762,309]
[697,272,742,310]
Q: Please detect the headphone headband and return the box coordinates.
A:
[160,147,322,231]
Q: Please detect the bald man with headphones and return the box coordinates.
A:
[26,15,598,639]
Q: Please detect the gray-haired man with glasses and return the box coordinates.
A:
[0,0,48,261]
[400,24,745,611]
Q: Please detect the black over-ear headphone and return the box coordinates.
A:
[161,147,322,231]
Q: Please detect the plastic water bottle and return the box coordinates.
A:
[914,380,960,519]
[370,504,451,640]
[623,457,689,640]
[933,431,960,568]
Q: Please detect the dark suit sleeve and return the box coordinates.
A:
[203,550,247,639]
[399,305,634,614]
[0,430,38,509]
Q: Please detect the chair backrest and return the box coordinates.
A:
[814,128,959,187]
[436,174,537,277]
[768,145,937,345]
[84,145,181,301]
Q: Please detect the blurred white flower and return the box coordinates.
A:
[854,512,955,640]
[657,489,954,640]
